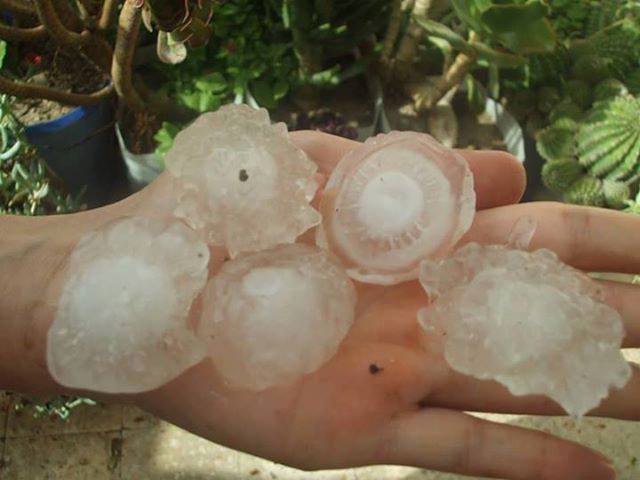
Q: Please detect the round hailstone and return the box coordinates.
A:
[48,217,210,394]
[165,104,321,258]
[318,131,475,285]
[418,243,631,418]
[199,244,356,391]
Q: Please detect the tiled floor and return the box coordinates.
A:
[1,350,639,480]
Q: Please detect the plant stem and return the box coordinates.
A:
[0,75,114,105]
[33,0,89,45]
[0,0,36,16]
[411,32,478,112]
[0,24,47,41]
[50,0,84,32]
[112,0,145,111]
[97,0,120,32]
[393,0,432,80]
[380,0,403,67]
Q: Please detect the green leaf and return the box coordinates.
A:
[194,72,227,93]
[0,40,6,70]
[154,122,180,157]
[453,0,556,53]
[273,80,289,100]
[451,0,492,33]
[251,79,277,108]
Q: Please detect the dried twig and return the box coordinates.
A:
[0,75,114,105]
[0,0,36,16]
[112,0,145,111]
[52,0,84,31]
[98,0,120,32]
[33,0,89,45]
[0,23,47,41]
[380,0,403,68]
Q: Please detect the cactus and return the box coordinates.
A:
[565,79,592,109]
[627,69,640,95]
[536,86,562,113]
[603,179,631,208]
[542,159,585,193]
[577,19,640,80]
[593,78,629,102]
[564,175,605,207]
[585,0,627,37]
[549,98,583,123]
[577,96,640,181]
[571,55,614,84]
[536,118,578,162]
[528,46,571,87]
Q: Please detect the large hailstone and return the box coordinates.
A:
[318,131,475,285]
[48,217,210,393]
[418,243,631,417]
[165,104,321,258]
[199,244,356,390]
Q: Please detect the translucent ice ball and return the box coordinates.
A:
[48,217,210,393]
[165,104,321,258]
[318,131,475,285]
[199,244,356,390]
[419,243,631,417]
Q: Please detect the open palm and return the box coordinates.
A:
[118,132,638,480]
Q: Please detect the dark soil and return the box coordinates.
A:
[12,42,110,125]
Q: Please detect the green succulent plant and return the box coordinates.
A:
[563,175,606,206]
[541,158,584,193]
[603,179,631,208]
[537,94,640,208]
[593,78,629,102]
[548,98,583,123]
[565,78,592,109]
[572,19,640,81]
[627,69,640,95]
[536,117,578,161]
[577,95,640,181]
[625,190,640,214]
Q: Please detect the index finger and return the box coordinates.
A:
[290,130,526,210]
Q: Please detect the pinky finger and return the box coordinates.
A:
[382,408,616,480]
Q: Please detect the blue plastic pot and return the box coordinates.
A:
[25,98,118,207]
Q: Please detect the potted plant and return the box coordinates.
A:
[0,0,216,204]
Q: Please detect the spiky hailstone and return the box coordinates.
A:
[48,217,210,394]
[418,243,631,418]
[165,104,321,258]
[318,131,475,285]
[199,244,356,391]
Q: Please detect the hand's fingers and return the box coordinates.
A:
[427,362,640,421]
[383,408,615,480]
[599,280,640,347]
[290,131,526,210]
[466,202,640,273]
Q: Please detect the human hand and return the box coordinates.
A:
[128,131,639,480]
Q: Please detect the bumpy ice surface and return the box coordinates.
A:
[199,244,356,390]
[319,131,475,285]
[166,104,321,258]
[419,243,631,417]
[48,217,210,393]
